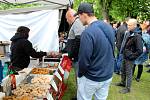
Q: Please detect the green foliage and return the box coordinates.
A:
[0,0,149,21]
[74,0,150,21]
[0,3,40,10]
[73,0,103,19]
[110,0,150,21]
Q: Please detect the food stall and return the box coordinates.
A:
[0,0,72,99]
[1,54,72,100]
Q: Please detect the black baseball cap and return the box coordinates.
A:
[74,2,94,16]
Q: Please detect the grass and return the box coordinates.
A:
[62,67,150,100]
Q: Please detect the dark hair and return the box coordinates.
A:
[17,26,30,33]
[16,26,30,39]
[117,22,121,28]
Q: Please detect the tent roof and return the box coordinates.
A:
[0,0,71,14]
[0,0,70,4]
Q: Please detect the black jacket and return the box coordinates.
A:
[10,33,46,70]
[123,27,143,61]
[116,23,128,51]
[65,18,84,62]
[65,35,80,62]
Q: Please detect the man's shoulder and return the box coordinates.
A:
[82,25,101,38]
[70,18,85,36]
[73,19,85,29]
[81,27,94,39]
[94,20,114,31]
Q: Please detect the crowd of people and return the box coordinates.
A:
[59,2,150,100]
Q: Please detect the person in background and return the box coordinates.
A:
[117,22,121,29]
[112,21,118,34]
[116,19,143,94]
[65,8,85,100]
[145,25,150,73]
[116,17,131,51]
[76,3,115,100]
[112,21,120,43]
[133,20,150,82]
[114,17,130,74]
[59,32,66,52]
[10,26,53,71]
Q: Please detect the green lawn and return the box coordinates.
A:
[62,67,150,100]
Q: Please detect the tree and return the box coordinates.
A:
[74,0,113,20]
[1,0,149,21]
[110,0,150,21]
[74,0,103,19]
[99,0,113,22]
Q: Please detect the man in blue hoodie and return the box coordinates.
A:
[75,3,115,100]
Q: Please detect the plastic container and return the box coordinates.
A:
[2,63,8,78]
[0,60,3,82]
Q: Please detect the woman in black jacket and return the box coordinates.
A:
[10,26,50,71]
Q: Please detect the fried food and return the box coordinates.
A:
[31,68,49,74]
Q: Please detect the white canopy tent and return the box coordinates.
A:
[0,0,72,14]
[0,0,71,52]
[0,0,70,4]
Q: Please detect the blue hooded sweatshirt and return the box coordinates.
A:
[78,20,115,82]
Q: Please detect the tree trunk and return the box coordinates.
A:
[102,8,110,22]
[99,0,112,22]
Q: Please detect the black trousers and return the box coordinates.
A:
[133,64,143,79]
[121,60,133,89]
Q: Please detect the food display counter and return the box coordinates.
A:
[1,55,72,100]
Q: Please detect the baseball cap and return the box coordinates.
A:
[74,2,94,16]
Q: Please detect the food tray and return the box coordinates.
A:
[12,83,50,100]
[24,74,53,84]
[30,68,55,75]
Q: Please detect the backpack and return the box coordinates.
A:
[142,33,150,53]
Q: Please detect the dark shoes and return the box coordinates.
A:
[146,69,150,73]
[119,88,130,94]
[115,71,121,75]
[116,83,130,94]
[115,82,125,87]
[145,65,150,68]
[71,98,77,100]
[135,78,140,82]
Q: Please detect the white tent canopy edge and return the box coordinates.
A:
[0,0,72,14]
[0,0,72,52]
